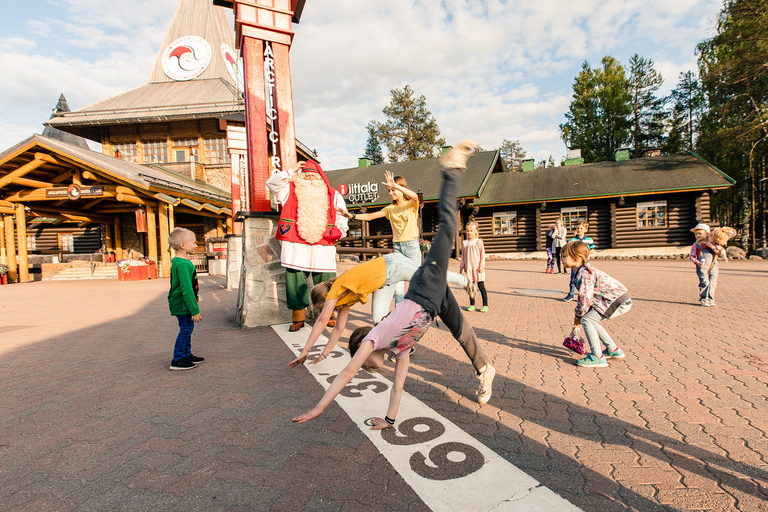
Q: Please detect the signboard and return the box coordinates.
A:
[162,36,212,81]
[264,43,282,174]
[637,200,667,209]
[340,181,379,204]
[45,185,104,199]
[561,205,588,213]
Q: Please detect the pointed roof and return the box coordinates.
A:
[40,94,90,149]
[148,0,238,84]
[45,0,244,141]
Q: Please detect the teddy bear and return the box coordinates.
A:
[705,226,737,261]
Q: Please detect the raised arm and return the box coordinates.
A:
[383,170,419,206]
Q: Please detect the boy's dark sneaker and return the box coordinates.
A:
[189,355,205,364]
[170,358,197,370]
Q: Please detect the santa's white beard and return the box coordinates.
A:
[294,177,330,244]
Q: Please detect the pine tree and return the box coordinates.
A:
[697,0,768,248]
[379,85,446,162]
[628,54,666,157]
[666,71,705,153]
[498,139,527,171]
[363,121,384,165]
[560,57,633,163]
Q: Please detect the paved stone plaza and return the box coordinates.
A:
[1,258,767,511]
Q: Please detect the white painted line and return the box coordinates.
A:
[274,323,581,512]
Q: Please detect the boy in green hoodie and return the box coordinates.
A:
[168,227,203,370]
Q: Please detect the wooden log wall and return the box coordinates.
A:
[469,205,537,253]
[612,192,702,248]
[26,223,102,254]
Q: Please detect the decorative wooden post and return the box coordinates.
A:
[4,215,17,282]
[146,204,158,276]
[113,216,123,261]
[158,203,171,278]
[220,0,306,327]
[15,204,29,283]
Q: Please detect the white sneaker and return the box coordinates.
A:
[476,365,495,404]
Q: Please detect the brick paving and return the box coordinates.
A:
[1,257,767,511]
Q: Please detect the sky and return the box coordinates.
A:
[0,0,724,171]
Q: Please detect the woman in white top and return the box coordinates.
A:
[552,218,568,273]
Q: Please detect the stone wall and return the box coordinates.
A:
[236,214,291,327]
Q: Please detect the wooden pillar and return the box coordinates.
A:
[4,215,17,282]
[0,216,5,265]
[15,204,29,282]
[146,204,158,275]
[158,203,171,278]
[226,216,233,234]
[105,221,114,253]
[168,204,175,258]
[216,218,224,237]
[113,216,123,260]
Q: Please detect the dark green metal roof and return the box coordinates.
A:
[325,150,501,207]
[474,153,734,206]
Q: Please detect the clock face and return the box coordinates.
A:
[221,43,245,93]
[162,36,212,81]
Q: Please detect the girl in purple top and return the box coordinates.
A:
[563,240,632,368]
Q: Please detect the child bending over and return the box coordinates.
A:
[292,141,496,428]
[562,240,632,368]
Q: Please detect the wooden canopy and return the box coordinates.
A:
[0,134,232,282]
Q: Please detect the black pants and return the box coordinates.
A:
[469,281,488,308]
[554,246,563,272]
[405,165,489,373]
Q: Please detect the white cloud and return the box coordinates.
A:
[0,0,724,172]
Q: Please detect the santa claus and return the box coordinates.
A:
[266,160,349,331]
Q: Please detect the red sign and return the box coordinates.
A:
[338,183,348,195]
[135,209,147,233]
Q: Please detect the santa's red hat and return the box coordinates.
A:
[300,160,322,173]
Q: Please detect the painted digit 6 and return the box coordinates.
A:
[380,417,444,445]
[409,442,485,480]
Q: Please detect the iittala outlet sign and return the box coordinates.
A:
[339,182,380,204]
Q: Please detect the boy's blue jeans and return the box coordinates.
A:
[173,315,194,361]
[696,251,719,302]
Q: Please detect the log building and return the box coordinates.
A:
[326,150,734,256]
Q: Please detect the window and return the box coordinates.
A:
[561,206,588,231]
[204,138,229,165]
[637,201,667,228]
[27,235,37,251]
[173,139,199,162]
[143,141,168,163]
[113,143,138,162]
[492,211,517,236]
[59,233,74,253]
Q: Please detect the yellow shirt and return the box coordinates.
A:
[328,257,387,309]
[384,201,419,242]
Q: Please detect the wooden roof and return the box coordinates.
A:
[0,134,231,220]
[324,151,734,210]
[40,94,89,149]
[325,151,501,208]
[148,0,238,84]
[474,153,735,206]
[45,79,243,140]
